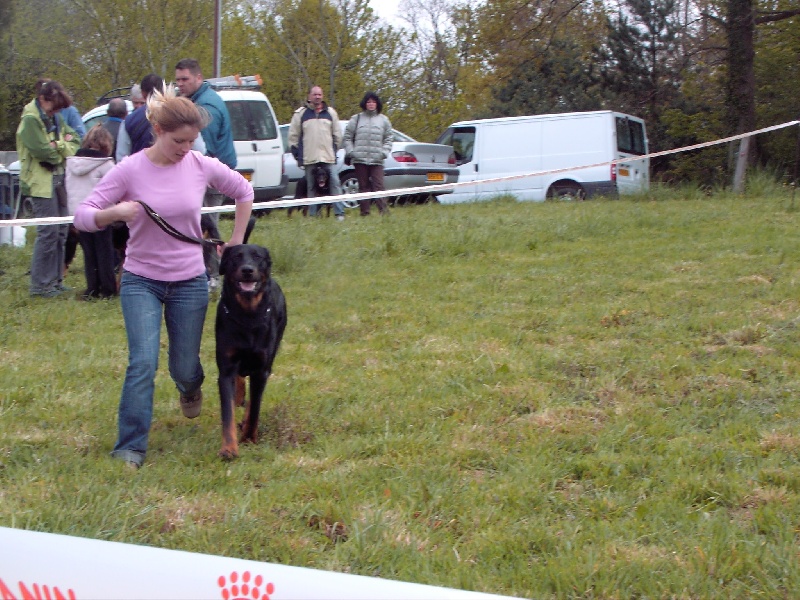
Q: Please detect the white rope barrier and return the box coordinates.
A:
[0,526,516,600]
[1,120,798,230]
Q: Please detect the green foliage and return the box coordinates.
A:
[3,192,800,597]
[754,15,800,172]
[2,0,800,182]
[489,38,608,117]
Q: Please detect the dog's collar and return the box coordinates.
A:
[221,298,272,322]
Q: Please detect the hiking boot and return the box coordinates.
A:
[180,389,203,419]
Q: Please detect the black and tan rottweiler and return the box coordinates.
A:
[216,228,287,460]
[287,164,334,217]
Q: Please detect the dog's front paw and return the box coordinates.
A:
[218,444,239,460]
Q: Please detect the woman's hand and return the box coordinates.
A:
[110,201,141,223]
[94,201,141,229]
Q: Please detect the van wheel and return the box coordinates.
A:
[548,183,586,201]
[340,171,359,209]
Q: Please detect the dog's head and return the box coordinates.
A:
[220,244,272,309]
[312,165,330,191]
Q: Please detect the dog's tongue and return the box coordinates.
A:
[239,281,257,292]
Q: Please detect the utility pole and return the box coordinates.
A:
[213,0,222,77]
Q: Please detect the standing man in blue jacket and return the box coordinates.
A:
[175,58,237,290]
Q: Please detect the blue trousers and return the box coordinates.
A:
[111,272,208,466]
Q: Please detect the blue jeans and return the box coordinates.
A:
[29,194,68,295]
[112,272,209,466]
[306,163,345,216]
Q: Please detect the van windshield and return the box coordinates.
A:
[616,117,646,155]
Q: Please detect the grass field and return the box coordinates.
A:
[2,187,800,598]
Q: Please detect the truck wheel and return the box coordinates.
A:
[340,171,359,209]
[547,183,586,201]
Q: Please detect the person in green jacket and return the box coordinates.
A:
[16,79,80,297]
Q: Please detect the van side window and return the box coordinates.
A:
[449,127,476,165]
[616,117,646,155]
[226,100,278,141]
[248,101,278,140]
[226,101,250,141]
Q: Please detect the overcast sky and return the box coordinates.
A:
[369,0,399,24]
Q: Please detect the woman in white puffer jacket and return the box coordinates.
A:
[343,91,392,216]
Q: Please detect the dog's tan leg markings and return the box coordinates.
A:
[219,402,240,460]
[234,376,246,407]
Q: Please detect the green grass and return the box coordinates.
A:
[2,191,800,598]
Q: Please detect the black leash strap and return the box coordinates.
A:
[136,200,225,248]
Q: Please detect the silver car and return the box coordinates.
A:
[280,123,458,206]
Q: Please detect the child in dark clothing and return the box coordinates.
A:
[65,125,116,298]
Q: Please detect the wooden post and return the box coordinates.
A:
[732,136,750,193]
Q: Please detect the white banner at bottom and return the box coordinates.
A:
[0,527,516,600]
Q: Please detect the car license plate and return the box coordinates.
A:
[239,170,253,182]
[427,172,445,182]
[618,167,630,177]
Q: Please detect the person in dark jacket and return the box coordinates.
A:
[116,74,164,162]
[102,98,127,160]
[343,91,392,216]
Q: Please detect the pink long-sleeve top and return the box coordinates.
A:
[74,150,253,282]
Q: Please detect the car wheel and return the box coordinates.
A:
[415,194,437,205]
[339,171,359,209]
[547,183,586,201]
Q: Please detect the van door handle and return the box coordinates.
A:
[474,164,478,172]
[252,143,258,152]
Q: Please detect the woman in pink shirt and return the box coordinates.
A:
[74,89,253,469]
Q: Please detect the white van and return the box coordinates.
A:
[435,110,649,203]
[216,87,286,201]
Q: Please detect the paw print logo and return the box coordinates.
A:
[218,571,275,600]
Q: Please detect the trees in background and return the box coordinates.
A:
[0,0,798,185]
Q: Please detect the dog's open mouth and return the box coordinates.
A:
[237,280,261,293]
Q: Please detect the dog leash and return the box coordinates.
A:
[136,200,225,248]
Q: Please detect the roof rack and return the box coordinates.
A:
[96,86,133,106]
[205,74,262,91]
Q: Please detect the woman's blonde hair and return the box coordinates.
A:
[146,83,210,133]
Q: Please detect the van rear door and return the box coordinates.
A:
[614,114,649,194]
[223,91,286,201]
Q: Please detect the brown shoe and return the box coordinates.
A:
[180,389,203,419]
